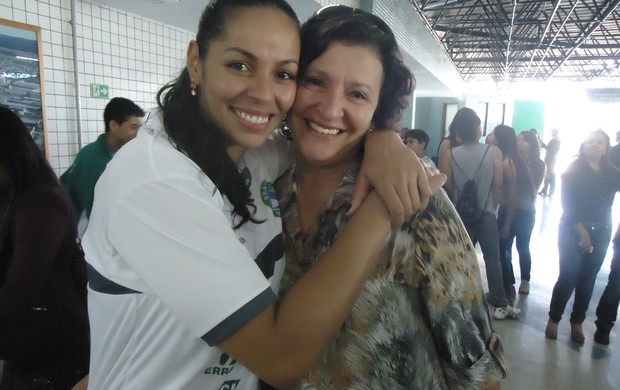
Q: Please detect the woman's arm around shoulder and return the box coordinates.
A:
[218,192,392,389]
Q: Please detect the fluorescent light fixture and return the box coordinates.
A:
[16,56,38,62]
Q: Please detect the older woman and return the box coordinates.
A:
[276,6,506,389]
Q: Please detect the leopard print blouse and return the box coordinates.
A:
[275,164,507,390]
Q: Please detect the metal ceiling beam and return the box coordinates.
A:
[503,0,518,80]
[454,54,620,61]
[421,0,469,11]
[412,0,620,81]
[522,0,582,79]
[433,25,579,48]
[546,0,620,79]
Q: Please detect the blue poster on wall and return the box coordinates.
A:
[0,19,47,156]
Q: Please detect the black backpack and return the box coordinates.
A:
[452,145,491,227]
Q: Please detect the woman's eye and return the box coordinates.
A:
[304,77,323,87]
[230,62,249,71]
[277,71,296,81]
[351,91,368,101]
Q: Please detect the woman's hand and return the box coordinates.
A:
[578,233,593,253]
[350,130,445,227]
[575,223,593,253]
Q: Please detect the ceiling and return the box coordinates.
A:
[83,0,321,34]
[410,0,620,83]
[83,0,459,95]
[84,0,620,85]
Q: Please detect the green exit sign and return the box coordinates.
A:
[90,83,109,98]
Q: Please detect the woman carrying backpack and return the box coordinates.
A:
[446,108,520,320]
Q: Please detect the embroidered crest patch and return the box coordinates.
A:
[261,180,281,217]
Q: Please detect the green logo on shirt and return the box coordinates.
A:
[218,380,240,389]
[205,353,237,376]
[261,180,281,217]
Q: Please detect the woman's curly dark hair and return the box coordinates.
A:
[298,5,415,130]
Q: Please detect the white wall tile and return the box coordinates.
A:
[12,0,25,10]
[0,5,12,19]
[3,0,194,171]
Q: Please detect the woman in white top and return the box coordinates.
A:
[83,1,435,389]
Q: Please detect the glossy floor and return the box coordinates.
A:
[483,193,619,390]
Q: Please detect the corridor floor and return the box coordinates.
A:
[485,193,619,390]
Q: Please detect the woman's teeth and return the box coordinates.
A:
[235,110,269,124]
[309,121,340,136]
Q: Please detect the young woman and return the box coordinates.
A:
[276,6,505,389]
[511,130,545,295]
[82,1,434,389]
[546,130,620,343]
[437,114,461,177]
[493,125,534,303]
[0,107,89,389]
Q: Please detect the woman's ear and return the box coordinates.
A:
[186,40,203,86]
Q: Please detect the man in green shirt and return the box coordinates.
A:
[61,97,144,235]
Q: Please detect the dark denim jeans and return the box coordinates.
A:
[549,223,612,324]
[595,225,620,332]
[468,211,509,308]
[541,171,556,196]
[500,208,536,292]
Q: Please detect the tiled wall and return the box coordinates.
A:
[0,0,193,174]
[0,0,359,175]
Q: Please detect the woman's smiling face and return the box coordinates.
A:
[188,6,300,163]
[582,131,610,161]
[290,42,384,169]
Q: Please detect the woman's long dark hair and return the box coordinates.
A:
[571,129,613,172]
[519,130,541,163]
[449,107,480,144]
[0,106,57,214]
[156,0,299,229]
[494,125,533,198]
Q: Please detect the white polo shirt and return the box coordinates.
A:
[84,111,290,389]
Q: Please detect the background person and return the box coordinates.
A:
[60,97,144,236]
[539,128,561,197]
[594,129,620,345]
[546,130,620,343]
[83,1,434,389]
[437,117,461,177]
[492,125,533,304]
[276,6,505,388]
[404,128,430,159]
[0,106,89,390]
[446,108,519,320]
[511,130,545,296]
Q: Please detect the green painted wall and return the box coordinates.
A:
[414,97,459,159]
[512,100,545,133]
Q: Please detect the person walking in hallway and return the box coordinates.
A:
[445,108,520,320]
[539,128,561,197]
[546,130,620,343]
[60,97,144,236]
[492,125,541,304]
[594,129,620,346]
